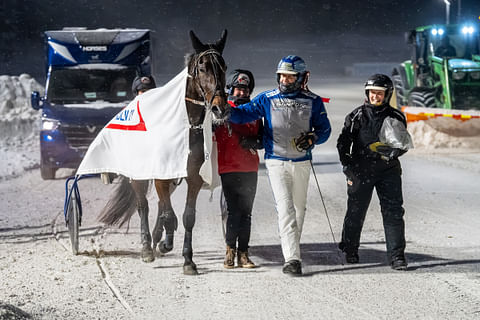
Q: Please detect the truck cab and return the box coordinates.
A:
[31,28,151,179]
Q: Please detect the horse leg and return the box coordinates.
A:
[132,180,154,263]
[182,177,203,275]
[152,180,178,254]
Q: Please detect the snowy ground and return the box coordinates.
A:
[1,76,479,319]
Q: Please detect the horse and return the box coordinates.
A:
[98,30,228,275]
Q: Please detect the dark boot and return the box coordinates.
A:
[345,250,359,264]
[282,260,302,276]
[339,242,359,264]
[224,245,235,269]
[237,250,256,268]
[391,256,408,271]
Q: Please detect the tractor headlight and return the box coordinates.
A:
[431,28,444,36]
[470,71,480,80]
[462,26,475,35]
[452,71,466,80]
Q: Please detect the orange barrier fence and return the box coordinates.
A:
[401,106,480,122]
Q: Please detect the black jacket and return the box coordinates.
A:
[337,102,407,175]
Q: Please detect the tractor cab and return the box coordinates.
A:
[429,25,480,59]
[397,24,480,111]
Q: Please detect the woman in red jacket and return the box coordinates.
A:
[216,69,263,269]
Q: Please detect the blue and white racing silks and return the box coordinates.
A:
[230,88,331,161]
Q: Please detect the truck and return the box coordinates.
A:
[31,28,151,179]
[391,23,480,136]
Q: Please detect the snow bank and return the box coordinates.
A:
[0,74,43,179]
[0,74,43,139]
[408,120,480,150]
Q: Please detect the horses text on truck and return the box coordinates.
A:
[31,28,152,179]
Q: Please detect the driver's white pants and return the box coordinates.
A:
[266,159,311,262]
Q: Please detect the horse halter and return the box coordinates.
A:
[186,49,226,114]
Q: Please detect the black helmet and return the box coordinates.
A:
[132,75,156,95]
[364,74,393,105]
[225,69,255,95]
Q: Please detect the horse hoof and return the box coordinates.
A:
[159,241,173,254]
[141,245,155,263]
[142,255,155,263]
[183,264,198,276]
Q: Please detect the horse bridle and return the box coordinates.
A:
[186,48,226,128]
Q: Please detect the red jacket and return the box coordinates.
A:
[215,102,261,174]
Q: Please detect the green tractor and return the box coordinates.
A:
[392,23,480,136]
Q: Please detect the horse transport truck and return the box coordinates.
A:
[31,28,152,179]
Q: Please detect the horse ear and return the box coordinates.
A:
[214,29,228,54]
[189,30,206,54]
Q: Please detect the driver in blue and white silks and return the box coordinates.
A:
[229,55,331,276]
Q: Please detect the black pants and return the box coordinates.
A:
[221,172,258,251]
[339,166,406,261]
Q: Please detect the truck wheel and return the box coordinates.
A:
[40,159,57,180]
[408,90,436,108]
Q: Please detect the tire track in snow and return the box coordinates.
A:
[51,210,135,316]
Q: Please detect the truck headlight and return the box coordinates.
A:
[42,119,60,130]
[452,71,466,80]
[470,71,480,80]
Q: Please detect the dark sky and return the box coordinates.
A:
[1,0,479,79]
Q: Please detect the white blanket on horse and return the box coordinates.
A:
[77,68,218,188]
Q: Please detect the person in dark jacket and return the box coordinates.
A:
[216,69,263,269]
[435,36,456,57]
[131,75,156,95]
[101,75,157,185]
[337,74,409,271]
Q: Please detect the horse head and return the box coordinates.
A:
[186,30,228,125]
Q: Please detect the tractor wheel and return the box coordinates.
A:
[408,90,436,109]
[392,74,406,107]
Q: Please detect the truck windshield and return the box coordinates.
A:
[47,67,137,104]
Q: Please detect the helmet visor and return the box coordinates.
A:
[365,85,387,91]
[276,70,298,75]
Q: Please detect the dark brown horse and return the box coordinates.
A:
[98,30,228,275]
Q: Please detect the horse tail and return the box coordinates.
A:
[98,176,138,227]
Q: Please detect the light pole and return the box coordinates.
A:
[457,0,461,23]
[444,0,451,25]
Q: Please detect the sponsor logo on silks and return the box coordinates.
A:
[106,100,147,131]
